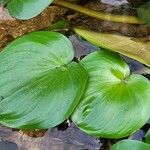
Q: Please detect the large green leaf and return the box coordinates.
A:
[72,50,150,138]
[0,31,88,130]
[111,140,150,150]
[7,0,53,20]
[74,28,150,67]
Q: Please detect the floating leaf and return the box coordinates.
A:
[111,140,150,150]
[0,31,88,129]
[74,28,150,67]
[7,0,54,20]
[72,50,150,138]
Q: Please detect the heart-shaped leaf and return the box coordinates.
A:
[74,28,150,67]
[7,0,54,20]
[0,31,88,130]
[72,50,150,138]
[111,140,150,150]
[138,2,150,25]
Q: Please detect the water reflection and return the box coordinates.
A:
[101,0,128,5]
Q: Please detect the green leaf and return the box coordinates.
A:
[145,129,150,144]
[111,140,150,150]
[138,2,150,25]
[72,50,150,138]
[49,19,69,31]
[7,0,53,20]
[74,28,150,67]
[0,31,88,130]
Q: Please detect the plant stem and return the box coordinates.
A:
[53,0,142,24]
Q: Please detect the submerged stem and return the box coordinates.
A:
[53,0,142,24]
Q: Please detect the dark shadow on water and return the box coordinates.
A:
[0,123,101,150]
[0,140,18,150]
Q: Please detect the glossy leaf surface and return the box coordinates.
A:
[72,50,150,138]
[74,28,150,67]
[0,31,88,129]
[7,0,53,20]
[111,140,150,150]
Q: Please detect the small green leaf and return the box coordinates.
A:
[49,19,69,31]
[72,50,150,138]
[111,140,150,150]
[138,2,150,25]
[74,28,150,67]
[7,0,53,20]
[0,31,88,130]
[145,129,150,144]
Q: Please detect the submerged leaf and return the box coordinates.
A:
[72,50,150,138]
[7,0,54,20]
[111,140,150,150]
[0,31,88,129]
[74,28,150,67]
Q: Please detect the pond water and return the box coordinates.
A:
[0,0,150,150]
[0,123,101,150]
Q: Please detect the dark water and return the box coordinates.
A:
[0,123,101,150]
